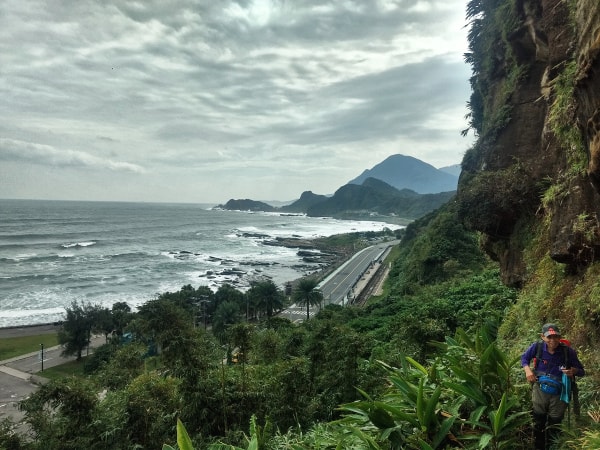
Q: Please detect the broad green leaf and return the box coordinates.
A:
[406,356,428,375]
[422,385,442,433]
[468,405,487,424]
[445,382,487,405]
[373,401,420,427]
[176,419,195,450]
[416,378,425,430]
[431,416,456,449]
[418,438,435,450]
[479,433,493,449]
[492,393,508,435]
[248,435,259,450]
[356,386,374,401]
[348,426,383,450]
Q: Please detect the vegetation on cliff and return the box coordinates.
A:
[456,0,599,378]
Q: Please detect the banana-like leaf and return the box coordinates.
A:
[373,401,420,427]
[348,426,383,450]
[388,375,419,405]
[424,386,442,429]
[164,419,195,450]
[445,382,487,405]
[491,393,508,435]
[247,435,258,450]
[431,416,456,449]
[417,378,425,429]
[406,356,428,375]
[478,433,493,449]
[356,386,374,402]
[418,439,435,450]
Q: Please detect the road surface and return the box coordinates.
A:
[0,333,104,428]
[279,240,396,321]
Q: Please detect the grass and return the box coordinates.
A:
[0,331,90,380]
[0,334,60,361]
[38,358,87,380]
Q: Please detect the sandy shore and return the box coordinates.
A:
[0,323,61,339]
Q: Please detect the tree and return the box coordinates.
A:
[111,301,133,338]
[247,280,284,319]
[126,372,181,448]
[212,300,243,343]
[94,306,114,343]
[131,297,197,366]
[20,377,99,450]
[58,301,98,361]
[293,278,323,320]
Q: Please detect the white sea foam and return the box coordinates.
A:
[61,241,96,248]
[0,200,403,327]
[12,253,38,261]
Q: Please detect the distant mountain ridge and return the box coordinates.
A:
[303,178,454,219]
[217,154,459,220]
[348,154,458,194]
[438,164,461,178]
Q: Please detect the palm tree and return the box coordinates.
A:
[247,280,284,319]
[212,300,242,343]
[293,278,323,321]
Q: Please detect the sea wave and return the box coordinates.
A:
[61,241,97,248]
[1,200,404,327]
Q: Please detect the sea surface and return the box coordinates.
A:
[0,199,400,327]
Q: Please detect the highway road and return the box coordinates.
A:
[278,240,396,321]
[319,242,389,306]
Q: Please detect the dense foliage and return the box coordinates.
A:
[2,208,546,450]
[4,1,600,447]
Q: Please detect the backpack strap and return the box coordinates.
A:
[533,341,543,370]
[562,343,570,368]
[534,341,570,370]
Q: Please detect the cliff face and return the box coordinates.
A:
[458,0,600,286]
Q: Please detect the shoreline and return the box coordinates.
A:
[0,323,62,339]
[1,232,397,333]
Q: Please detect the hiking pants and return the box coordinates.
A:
[532,383,567,449]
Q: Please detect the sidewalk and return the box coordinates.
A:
[0,343,65,384]
[0,336,104,427]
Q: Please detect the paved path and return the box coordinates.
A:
[0,332,104,427]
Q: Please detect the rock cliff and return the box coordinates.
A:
[459,0,600,281]
[457,0,600,344]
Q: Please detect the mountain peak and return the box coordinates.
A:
[348,154,458,194]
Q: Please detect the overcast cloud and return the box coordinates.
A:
[0,0,474,204]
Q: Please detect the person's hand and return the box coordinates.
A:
[562,367,577,377]
[524,366,537,383]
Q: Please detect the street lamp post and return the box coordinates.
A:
[192,296,210,330]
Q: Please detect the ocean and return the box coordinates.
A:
[0,199,400,327]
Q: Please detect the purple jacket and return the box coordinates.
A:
[521,342,585,379]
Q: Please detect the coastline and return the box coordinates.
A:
[0,323,61,339]
[1,226,399,331]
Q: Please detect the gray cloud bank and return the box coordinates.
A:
[0,0,474,203]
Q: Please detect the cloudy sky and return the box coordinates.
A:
[1,0,474,204]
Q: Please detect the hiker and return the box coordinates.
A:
[521,323,585,450]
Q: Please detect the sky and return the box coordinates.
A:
[0,0,474,204]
